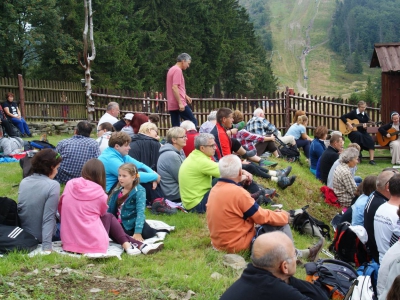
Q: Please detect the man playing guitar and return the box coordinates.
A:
[340,101,376,165]
[378,111,400,165]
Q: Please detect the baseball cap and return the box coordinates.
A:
[124,113,134,120]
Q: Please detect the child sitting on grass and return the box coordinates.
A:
[108,163,168,241]
[59,159,162,255]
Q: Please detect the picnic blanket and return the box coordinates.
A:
[28,220,175,259]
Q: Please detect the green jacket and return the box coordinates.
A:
[178,149,220,210]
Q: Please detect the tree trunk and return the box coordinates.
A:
[79,0,96,121]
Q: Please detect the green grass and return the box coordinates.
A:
[0,133,394,299]
[266,0,381,98]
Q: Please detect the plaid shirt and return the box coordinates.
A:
[55,135,100,184]
[246,117,279,136]
[232,129,264,151]
[332,163,357,207]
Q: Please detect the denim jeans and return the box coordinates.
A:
[190,191,210,214]
[10,117,31,135]
[169,105,198,127]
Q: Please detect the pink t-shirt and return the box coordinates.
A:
[166,65,187,111]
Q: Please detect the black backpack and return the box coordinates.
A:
[0,197,20,227]
[329,222,370,267]
[274,134,301,162]
[0,225,39,254]
[306,259,358,300]
[290,205,331,240]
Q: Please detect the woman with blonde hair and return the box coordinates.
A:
[285,115,312,159]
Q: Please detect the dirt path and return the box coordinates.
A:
[297,0,330,94]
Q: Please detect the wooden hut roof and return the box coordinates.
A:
[370,43,400,72]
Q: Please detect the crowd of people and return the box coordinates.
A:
[3,53,400,299]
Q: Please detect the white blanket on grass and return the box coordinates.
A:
[28,219,175,259]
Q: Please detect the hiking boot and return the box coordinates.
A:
[242,149,257,159]
[151,198,177,215]
[259,159,278,168]
[140,242,164,255]
[307,238,325,262]
[250,189,263,200]
[255,195,275,206]
[277,175,296,190]
[275,166,292,177]
[125,246,142,256]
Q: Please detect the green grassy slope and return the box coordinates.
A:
[241,0,381,99]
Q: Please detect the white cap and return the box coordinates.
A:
[124,113,134,120]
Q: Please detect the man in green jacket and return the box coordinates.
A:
[179,133,254,213]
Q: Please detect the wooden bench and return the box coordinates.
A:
[362,127,390,160]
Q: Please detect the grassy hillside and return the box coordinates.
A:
[241,0,381,99]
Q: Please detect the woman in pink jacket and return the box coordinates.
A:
[59,158,163,255]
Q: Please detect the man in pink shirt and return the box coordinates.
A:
[166,53,198,127]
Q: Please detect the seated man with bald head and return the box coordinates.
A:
[220,232,328,300]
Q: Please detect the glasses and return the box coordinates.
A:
[202,144,217,148]
[177,135,188,139]
[150,129,158,135]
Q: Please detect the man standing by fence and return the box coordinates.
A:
[166,53,198,127]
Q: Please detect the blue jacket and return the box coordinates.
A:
[310,139,326,170]
[108,185,146,233]
[98,147,158,192]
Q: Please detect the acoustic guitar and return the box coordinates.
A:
[376,128,400,147]
[338,119,379,135]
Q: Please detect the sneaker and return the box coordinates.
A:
[151,198,178,215]
[275,166,292,177]
[140,242,164,255]
[125,246,142,256]
[307,238,325,262]
[369,160,376,165]
[156,232,168,239]
[259,159,278,168]
[277,175,296,189]
[242,149,257,159]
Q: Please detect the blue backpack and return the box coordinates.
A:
[357,261,380,296]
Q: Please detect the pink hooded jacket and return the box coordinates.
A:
[59,177,109,253]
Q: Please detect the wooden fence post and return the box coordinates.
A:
[285,86,290,130]
[18,74,26,119]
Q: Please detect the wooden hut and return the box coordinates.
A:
[370,43,400,124]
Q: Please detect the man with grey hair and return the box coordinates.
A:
[166,53,198,127]
[199,110,217,133]
[364,169,398,263]
[207,154,324,260]
[220,232,328,300]
[98,102,120,127]
[332,147,359,207]
[246,108,296,147]
[178,133,221,213]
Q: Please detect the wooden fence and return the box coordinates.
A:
[91,88,381,137]
[0,77,381,137]
[0,76,86,122]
